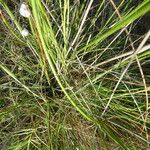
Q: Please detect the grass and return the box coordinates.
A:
[0,0,150,149]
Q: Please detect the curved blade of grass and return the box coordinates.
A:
[30,1,128,148]
[80,0,150,51]
[30,0,94,123]
[0,64,41,99]
[0,0,35,52]
[0,1,21,32]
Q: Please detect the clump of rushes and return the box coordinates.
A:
[0,0,150,149]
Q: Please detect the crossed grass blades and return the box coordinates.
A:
[0,0,150,149]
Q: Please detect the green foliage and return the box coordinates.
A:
[0,0,150,149]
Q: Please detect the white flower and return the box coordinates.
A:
[19,3,31,18]
[18,66,22,71]
[21,28,29,37]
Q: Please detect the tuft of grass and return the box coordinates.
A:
[0,0,150,149]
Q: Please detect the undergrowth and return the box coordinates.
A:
[0,0,150,149]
